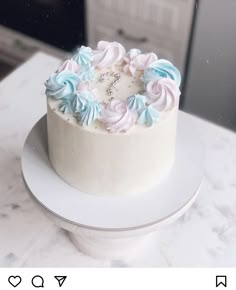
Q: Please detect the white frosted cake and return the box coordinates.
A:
[45,41,181,196]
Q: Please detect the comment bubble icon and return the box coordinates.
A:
[32,275,44,288]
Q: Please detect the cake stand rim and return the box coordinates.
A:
[22,172,202,232]
[21,113,203,232]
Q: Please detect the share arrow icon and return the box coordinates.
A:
[54,276,67,287]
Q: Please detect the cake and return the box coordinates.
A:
[45,41,181,196]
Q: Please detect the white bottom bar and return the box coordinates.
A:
[0,268,233,290]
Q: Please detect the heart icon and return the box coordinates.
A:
[8,276,22,287]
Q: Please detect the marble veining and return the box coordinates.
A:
[0,52,236,267]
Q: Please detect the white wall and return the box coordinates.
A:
[184,0,236,130]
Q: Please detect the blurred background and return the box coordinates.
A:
[0,0,236,130]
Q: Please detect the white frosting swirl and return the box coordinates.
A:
[92,41,126,69]
[57,59,79,73]
[101,100,136,133]
[146,78,180,111]
[124,49,157,76]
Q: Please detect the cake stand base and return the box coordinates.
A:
[22,112,204,260]
[69,231,153,260]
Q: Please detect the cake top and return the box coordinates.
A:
[45,41,181,133]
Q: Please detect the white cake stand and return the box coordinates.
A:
[21,112,204,260]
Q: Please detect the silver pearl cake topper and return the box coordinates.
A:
[99,72,121,96]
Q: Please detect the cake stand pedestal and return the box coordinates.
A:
[22,112,204,260]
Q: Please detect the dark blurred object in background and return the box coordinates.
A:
[0,0,86,50]
[184,0,236,131]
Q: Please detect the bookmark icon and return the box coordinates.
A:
[216,275,227,287]
[54,276,67,287]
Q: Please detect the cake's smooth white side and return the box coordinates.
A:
[47,99,177,196]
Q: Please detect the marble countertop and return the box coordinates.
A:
[0,52,236,267]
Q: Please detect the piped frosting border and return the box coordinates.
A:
[45,41,181,133]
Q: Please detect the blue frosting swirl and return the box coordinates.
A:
[78,102,101,127]
[77,67,95,82]
[138,105,160,127]
[73,91,101,126]
[72,91,93,112]
[143,59,181,87]
[127,94,146,113]
[45,71,79,99]
[58,95,74,114]
[73,46,93,69]
[72,46,95,82]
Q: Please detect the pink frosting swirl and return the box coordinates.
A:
[124,49,157,76]
[101,100,136,133]
[92,41,126,69]
[146,78,181,111]
[57,59,79,73]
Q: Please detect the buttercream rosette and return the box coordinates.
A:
[100,100,137,133]
[127,94,146,114]
[123,49,157,76]
[73,45,93,69]
[45,70,79,99]
[92,41,126,68]
[73,91,101,126]
[57,59,79,73]
[143,59,181,87]
[146,78,180,111]
[138,105,160,127]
